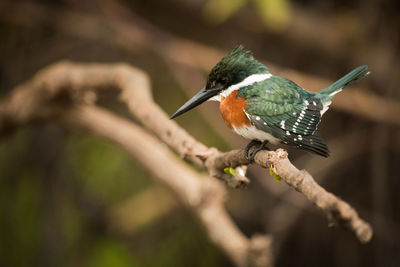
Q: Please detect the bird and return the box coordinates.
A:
[170,45,369,160]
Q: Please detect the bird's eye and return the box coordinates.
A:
[217,77,228,87]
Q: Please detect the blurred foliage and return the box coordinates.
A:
[0,127,228,266]
[87,239,138,267]
[253,0,291,31]
[66,132,154,204]
[203,0,247,24]
[203,0,291,31]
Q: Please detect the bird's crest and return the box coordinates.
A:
[206,45,269,90]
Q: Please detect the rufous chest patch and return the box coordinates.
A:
[219,90,252,129]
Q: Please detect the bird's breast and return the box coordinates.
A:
[219,90,280,144]
[219,90,252,129]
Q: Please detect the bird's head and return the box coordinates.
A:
[170,45,269,119]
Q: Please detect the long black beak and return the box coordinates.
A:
[170,87,220,119]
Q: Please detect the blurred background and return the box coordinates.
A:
[1,0,400,266]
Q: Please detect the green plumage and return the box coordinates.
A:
[206,46,269,90]
[239,76,329,156]
[240,76,307,116]
[318,65,369,98]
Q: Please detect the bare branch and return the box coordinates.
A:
[0,62,272,267]
[64,104,273,266]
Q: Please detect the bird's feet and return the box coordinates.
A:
[244,140,269,162]
[244,139,260,160]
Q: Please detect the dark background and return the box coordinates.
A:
[1,0,399,266]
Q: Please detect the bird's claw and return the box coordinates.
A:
[244,140,261,161]
[244,140,269,162]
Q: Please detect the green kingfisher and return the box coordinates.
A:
[170,45,369,159]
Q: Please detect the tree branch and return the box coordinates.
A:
[0,61,373,267]
[62,104,272,267]
[0,62,272,266]
[205,148,373,243]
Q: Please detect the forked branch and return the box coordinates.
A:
[0,62,372,267]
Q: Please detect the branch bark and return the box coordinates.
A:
[62,105,272,266]
[205,148,373,243]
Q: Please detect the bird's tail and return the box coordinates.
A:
[317,65,369,99]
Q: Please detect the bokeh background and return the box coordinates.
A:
[1,0,400,266]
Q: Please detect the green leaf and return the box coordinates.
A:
[224,167,237,176]
[269,165,282,182]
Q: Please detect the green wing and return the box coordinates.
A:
[239,76,329,157]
